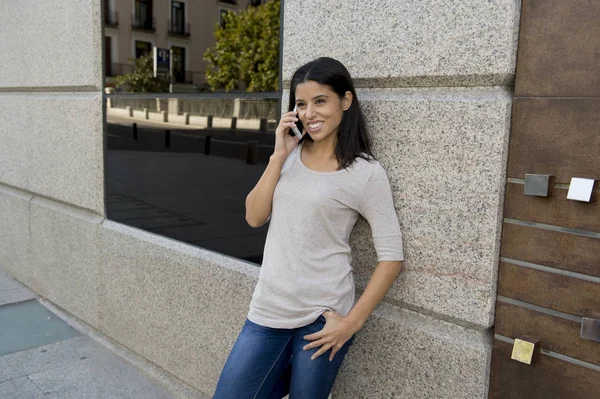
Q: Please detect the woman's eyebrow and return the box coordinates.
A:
[296,94,328,102]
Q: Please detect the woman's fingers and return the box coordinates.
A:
[276,115,299,135]
[329,344,343,361]
[303,337,327,351]
[311,343,334,360]
[303,330,324,341]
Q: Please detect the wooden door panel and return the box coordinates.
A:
[514,0,600,97]
[498,262,600,316]
[490,340,600,399]
[493,1,600,396]
[504,184,600,232]
[501,222,600,277]
[507,98,600,183]
[495,302,600,365]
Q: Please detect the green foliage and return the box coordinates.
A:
[204,0,280,92]
[115,55,169,93]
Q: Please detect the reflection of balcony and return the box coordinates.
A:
[105,63,134,77]
[105,11,119,26]
[168,20,190,37]
[131,16,155,31]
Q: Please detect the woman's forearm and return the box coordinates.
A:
[245,155,286,227]
[346,260,404,330]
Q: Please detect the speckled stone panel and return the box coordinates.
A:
[99,221,259,397]
[0,0,102,89]
[0,186,32,283]
[282,0,521,87]
[334,303,492,398]
[29,197,103,328]
[0,93,104,215]
[351,88,512,329]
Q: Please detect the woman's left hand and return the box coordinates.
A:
[303,311,360,361]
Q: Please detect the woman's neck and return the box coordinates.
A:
[304,135,337,160]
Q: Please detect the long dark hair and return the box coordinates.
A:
[289,57,374,169]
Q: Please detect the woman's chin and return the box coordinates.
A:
[307,131,335,143]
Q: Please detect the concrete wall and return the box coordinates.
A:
[0,0,520,398]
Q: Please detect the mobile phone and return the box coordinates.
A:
[288,104,304,140]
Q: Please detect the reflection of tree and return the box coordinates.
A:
[204,0,280,92]
[115,55,169,93]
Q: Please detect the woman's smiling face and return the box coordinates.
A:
[295,80,351,144]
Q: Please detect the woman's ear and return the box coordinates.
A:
[342,91,353,111]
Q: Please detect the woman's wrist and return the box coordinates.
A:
[344,312,367,332]
[269,153,287,165]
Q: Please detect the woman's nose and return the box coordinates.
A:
[305,104,316,119]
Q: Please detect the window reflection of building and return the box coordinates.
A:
[104,0,279,263]
[104,0,266,88]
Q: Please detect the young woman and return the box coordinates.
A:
[213,57,404,399]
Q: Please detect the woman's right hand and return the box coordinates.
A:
[272,110,302,161]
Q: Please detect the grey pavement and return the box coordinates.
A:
[0,268,208,399]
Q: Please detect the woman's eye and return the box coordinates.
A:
[316,99,325,104]
[297,103,306,108]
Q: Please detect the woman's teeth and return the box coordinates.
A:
[308,122,323,129]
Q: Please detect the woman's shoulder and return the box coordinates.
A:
[281,144,301,173]
[349,153,380,173]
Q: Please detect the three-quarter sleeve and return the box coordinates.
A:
[358,163,404,261]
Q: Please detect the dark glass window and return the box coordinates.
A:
[171,46,186,83]
[104,0,281,265]
[135,40,152,59]
[171,1,185,31]
[105,36,112,76]
[133,0,154,30]
[105,97,278,264]
[135,0,149,22]
[219,9,230,28]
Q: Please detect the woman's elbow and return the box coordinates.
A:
[380,260,404,275]
[246,215,260,228]
[245,214,267,228]
[246,217,262,228]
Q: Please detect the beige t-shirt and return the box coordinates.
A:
[248,143,404,329]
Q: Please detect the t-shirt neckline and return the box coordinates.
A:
[296,142,347,175]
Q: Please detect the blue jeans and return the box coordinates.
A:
[213,316,355,399]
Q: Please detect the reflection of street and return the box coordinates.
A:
[106,121,273,264]
[107,116,276,162]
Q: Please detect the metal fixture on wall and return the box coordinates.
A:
[567,177,597,202]
[581,313,600,343]
[511,336,540,365]
[524,174,554,197]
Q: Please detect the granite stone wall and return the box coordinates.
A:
[0,0,520,397]
[282,0,520,396]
